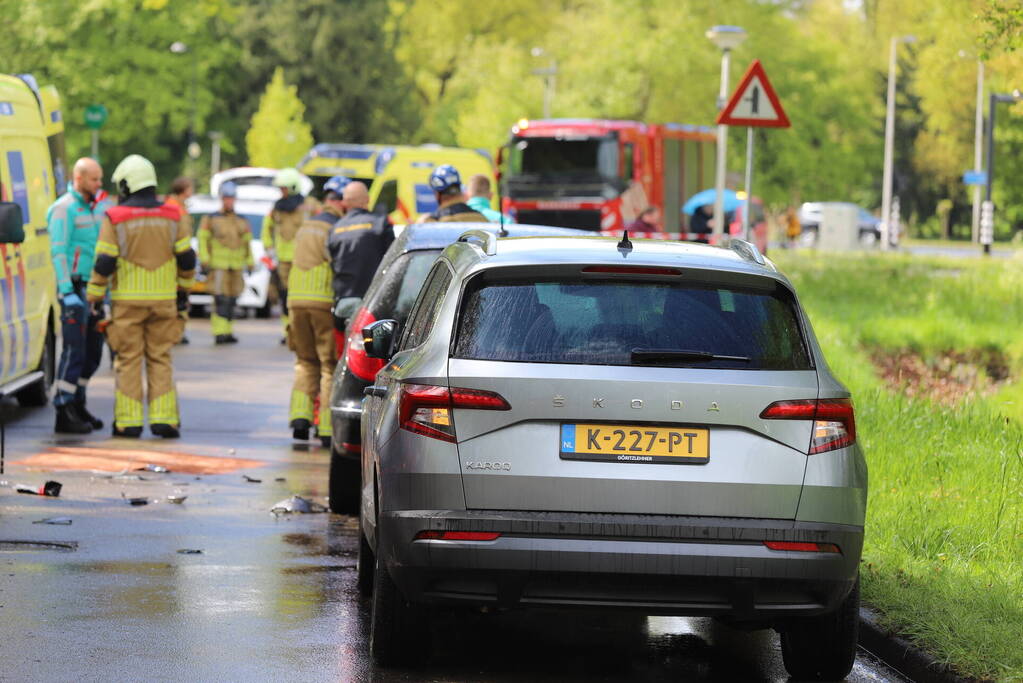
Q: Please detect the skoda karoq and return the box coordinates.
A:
[358,232,866,680]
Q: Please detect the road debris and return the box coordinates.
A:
[33,517,72,525]
[270,495,327,515]
[274,477,286,482]
[242,475,262,483]
[176,548,203,554]
[166,494,188,504]
[14,480,62,497]
[138,464,170,473]
[121,493,149,506]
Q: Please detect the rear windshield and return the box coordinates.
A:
[453,278,811,370]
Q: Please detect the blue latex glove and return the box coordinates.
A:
[62,293,85,310]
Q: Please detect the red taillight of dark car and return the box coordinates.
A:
[760,398,856,454]
[346,307,387,381]
[398,384,511,443]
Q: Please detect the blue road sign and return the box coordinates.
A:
[963,170,988,186]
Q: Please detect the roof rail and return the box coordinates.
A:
[729,238,766,265]
[456,229,497,256]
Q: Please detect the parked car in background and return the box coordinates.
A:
[357,232,866,680]
[327,222,586,513]
[210,166,314,199]
[185,193,274,317]
[799,201,880,245]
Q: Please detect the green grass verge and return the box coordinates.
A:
[772,251,1023,681]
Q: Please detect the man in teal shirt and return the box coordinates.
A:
[466,174,513,223]
[47,157,110,434]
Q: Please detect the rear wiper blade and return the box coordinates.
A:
[630,348,751,363]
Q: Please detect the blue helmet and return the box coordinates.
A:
[219,181,237,198]
[323,175,351,197]
[428,164,461,193]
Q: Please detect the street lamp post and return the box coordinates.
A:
[706,25,747,244]
[170,41,200,163]
[880,35,915,251]
[983,89,1023,255]
[531,47,557,119]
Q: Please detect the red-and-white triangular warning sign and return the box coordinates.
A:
[716,59,790,128]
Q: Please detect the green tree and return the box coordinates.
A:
[245,67,313,168]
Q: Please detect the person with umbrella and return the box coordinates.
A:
[682,189,741,244]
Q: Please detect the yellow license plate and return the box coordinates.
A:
[560,423,710,464]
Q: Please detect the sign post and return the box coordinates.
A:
[83,104,108,160]
[716,60,790,243]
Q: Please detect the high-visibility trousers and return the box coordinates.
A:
[107,300,181,428]
[287,306,336,436]
[211,268,244,336]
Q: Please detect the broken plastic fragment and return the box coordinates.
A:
[177,548,203,554]
[242,475,262,483]
[121,493,149,506]
[14,481,62,497]
[274,477,286,482]
[269,495,328,515]
[33,516,72,525]
[166,494,188,504]
[138,464,169,473]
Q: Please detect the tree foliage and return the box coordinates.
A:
[245,68,313,168]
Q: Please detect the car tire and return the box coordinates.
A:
[255,297,272,319]
[357,525,374,598]
[779,574,860,681]
[369,524,429,665]
[328,449,361,514]
[17,323,55,407]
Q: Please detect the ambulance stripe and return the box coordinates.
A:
[0,244,16,373]
[15,249,29,371]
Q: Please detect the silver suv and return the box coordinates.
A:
[357,232,866,680]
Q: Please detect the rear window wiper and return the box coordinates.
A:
[630,348,751,364]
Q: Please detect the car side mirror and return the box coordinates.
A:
[0,202,25,244]
[333,297,362,330]
[363,319,397,359]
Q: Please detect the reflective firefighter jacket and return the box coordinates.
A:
[421,199,487,223]
[261,194,307,264]
[327,207,395,300]
[199,211,253,270]
[286,208,338,310]
[87,196,196,303]
[47,188,112,294]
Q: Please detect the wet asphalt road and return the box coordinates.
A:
[0,318,907,682]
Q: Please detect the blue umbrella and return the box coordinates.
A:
[682,188,741,216]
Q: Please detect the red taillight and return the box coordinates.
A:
[760,398,856,454]
[346,307,386,381]
[414,531,501,541]
[582,265,681,276]
[764,541,841,553]
[398,383,511,443]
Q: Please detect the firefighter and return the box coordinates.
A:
[328,180,394,301]
[418,164,487,223]
[47,157,111,434]
[285,176,348,446]
[263,168,308,342]
[199,181,253,344]
[86,155,196,438]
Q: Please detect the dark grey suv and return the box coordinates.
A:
[358,232,866,680]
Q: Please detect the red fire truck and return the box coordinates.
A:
[501,118,716,234]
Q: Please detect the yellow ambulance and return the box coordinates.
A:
[298,143,496,223]
[0,74,64,405]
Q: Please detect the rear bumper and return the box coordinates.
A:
[379,510,862,620]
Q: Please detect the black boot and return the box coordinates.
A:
[224,334,239,344]
[73,401,104,430]
[320,436,332,449]
[55,404,92,434]
[290,418,311,440]
[214,334,230,345]
[151,423,180,439]
[112,424,142,438]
